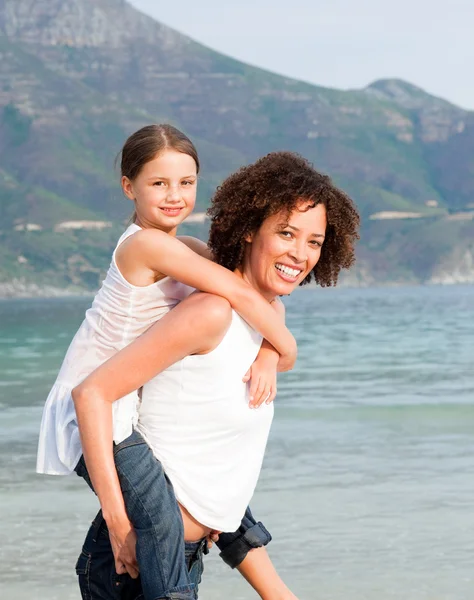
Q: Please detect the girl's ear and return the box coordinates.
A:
[244,232,253,243]
[121,176,135,201]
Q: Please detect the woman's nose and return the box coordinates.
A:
[288,241,307,264]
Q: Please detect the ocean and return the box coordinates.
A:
[1,285,473,600]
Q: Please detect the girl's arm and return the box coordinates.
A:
[72,293,232,577]
[177,235,213,260]
[245,297,288,407]
[237,547,299,600]
[116,229,297,371]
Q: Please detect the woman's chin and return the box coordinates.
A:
[270,277,302,297]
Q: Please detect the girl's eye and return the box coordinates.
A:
[309,240,322,248]
[182,180,194,186]
[154,181,165,186]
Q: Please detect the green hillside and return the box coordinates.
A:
[0,0,473,293]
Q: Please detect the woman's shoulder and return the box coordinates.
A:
[181,292,233,341]
[185,292,232,321]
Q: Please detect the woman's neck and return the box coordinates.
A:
[233,267,276,304]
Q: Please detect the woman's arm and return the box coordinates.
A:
[238,547,299,600]
[117,229,296,370]
[72,293,232,577]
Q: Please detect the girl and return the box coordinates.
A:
[37,125,296,597]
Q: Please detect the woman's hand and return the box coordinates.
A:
[243,350,278,409]
[107,515,139,579]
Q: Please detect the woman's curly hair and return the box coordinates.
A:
[207,151,360,287]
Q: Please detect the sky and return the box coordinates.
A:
[128,0,474,110]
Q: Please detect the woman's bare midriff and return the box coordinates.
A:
[179,503,216,542]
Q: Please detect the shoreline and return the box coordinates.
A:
[1,277,473,300]
[0,279,92,300]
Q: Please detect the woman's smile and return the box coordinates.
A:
[274,262,303,282]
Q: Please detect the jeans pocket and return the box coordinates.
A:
[75,549,91,576]
[75,550,92,600]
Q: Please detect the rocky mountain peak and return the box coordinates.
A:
[0,0,187,49]
[364,78,454,110]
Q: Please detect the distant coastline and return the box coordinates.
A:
[0,279,93,300]
[1,272,473,300]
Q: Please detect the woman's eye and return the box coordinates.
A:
[279,231,293,238]
[182,180,194,186]
[309,240,322,248]
[154,181,165,186]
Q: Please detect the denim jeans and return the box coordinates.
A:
[75,430,272,599]
[76,511,206,600]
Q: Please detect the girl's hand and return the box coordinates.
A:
[243,357,278,409]
[207,530,221,549]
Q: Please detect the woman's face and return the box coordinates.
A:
[241,200,327,301]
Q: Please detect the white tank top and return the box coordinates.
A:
[37,224,193,475]
[136,310,274,532]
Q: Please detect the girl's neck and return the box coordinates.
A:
[134,216,178,237]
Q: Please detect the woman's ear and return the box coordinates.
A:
[121,176,135,201]
[244,232,253,243]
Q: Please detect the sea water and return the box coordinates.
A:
[0,285,473,600]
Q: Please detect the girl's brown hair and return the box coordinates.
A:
[119,124,200,222]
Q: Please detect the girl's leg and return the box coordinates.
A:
[75,430,195,600]
[216,506,272,568]
[113,432,195,599]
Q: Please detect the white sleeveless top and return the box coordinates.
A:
[136,310,274,532]
[36,224,193,475]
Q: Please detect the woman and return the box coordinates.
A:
[73,151,360,599]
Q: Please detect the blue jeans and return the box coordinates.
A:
[75,511,206,600]
[75,430,272,599]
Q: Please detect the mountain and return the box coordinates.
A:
[0,0,473,294]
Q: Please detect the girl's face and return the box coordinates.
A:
[122,150,198,234]
[240,201,327,301]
